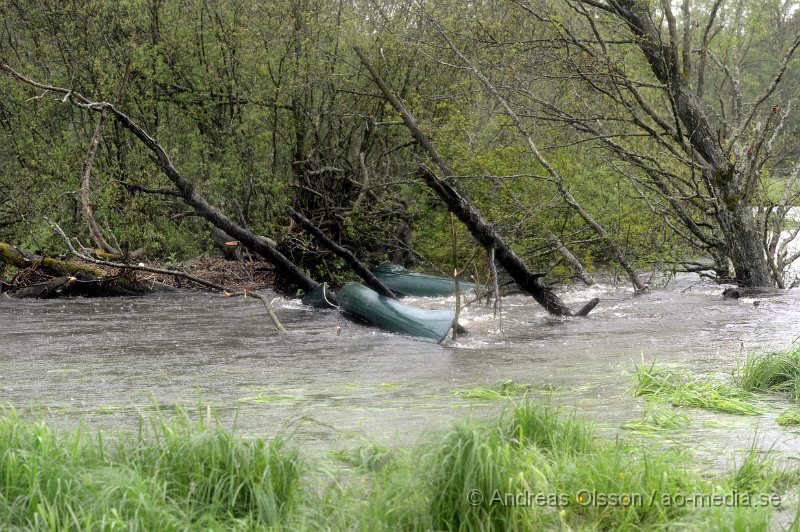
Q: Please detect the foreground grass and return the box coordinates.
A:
[346,404,786,531]
[0,402,793,530]
[0,407,300,530]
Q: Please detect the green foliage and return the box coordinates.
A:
[0,401,792,530]
[0,406,301,529]
[2,0,794,281]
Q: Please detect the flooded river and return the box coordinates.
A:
[1,274,799,465]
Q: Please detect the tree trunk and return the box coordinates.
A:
[80,105,120,256]
[419,166,598,317]
[0,242,104,278]
[211,227,240,260]
[0,243,147,298]
[605,1,777,287]
[355,46,599,317]
[718,205,773,287]
[547,231,596,287]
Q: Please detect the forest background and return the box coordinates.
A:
[1,0,799,290]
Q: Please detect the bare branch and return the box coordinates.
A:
[696,0,724,99]
[726,31,800,150]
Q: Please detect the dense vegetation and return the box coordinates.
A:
[1,0,799,287]
[0,401,792,530]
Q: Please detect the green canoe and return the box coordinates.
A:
[301,282,337,309]
[371,264,476,297]
[337,282,455,343]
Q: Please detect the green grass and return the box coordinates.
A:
[776,407,800,426]
[325,403,786,531]
[735,346,800,400]
[452,379,533,399]
[621,404,692,433]
[0,401,793,530]
[0,406,301,530]
[635,360,762,415]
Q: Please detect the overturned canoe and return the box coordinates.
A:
[371,264,475,297]
[337,282,455,343]
[301,282,337,309]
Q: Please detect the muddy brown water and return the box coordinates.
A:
[1,274,799,467]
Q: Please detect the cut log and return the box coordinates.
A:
[211,227,240,261]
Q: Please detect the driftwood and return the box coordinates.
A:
[1,242,148,298]
[50,224,287,333]
[287,207,397,300]
[354,46,598,318]
[1,233,286,333]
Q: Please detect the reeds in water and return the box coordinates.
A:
[735,346,800,400]
[635,360,761,415]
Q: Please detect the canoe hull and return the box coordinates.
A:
[301,282,337,309]
[337,282,454,343]
[372,264,475,297]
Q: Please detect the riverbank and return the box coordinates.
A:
[0,252,276,296]
[0,401,791,530]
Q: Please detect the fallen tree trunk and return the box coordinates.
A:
[11,271,144,299]
[1,243,149,298]
[419,167,598,317]
[1,242,104,278]
[287,206,397,299]
[3,228,288,333]
[354,47,598,317]
[50,223,286,332]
